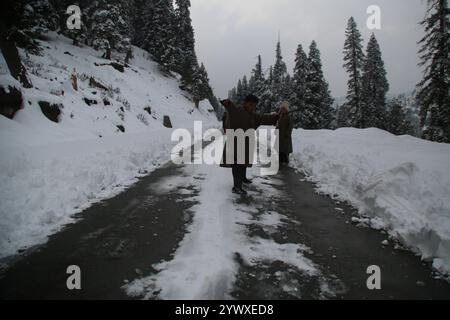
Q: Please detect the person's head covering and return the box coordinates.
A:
[280,101,289,111]
[244,94,259,104]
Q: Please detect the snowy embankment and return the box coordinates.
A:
[0,33,219,258]
[291,128,450,276]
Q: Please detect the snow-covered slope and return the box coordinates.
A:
[291,128,450,277]
[0,33,219,257]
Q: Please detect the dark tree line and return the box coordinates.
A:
[339,7,449,141]
[228,39,334,130]
[228,6,449,140]
[2,0,215,108]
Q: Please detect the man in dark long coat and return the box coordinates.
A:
[276,102,294,165]
[220,95,288,195]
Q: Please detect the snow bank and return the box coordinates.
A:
[0,127,173,257]
[291,128,450,275]
[0,33,219,257]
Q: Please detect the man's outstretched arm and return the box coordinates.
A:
[258,112,280,126]
[220,99,236,112]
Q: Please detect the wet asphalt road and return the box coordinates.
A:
[0,160,449,300]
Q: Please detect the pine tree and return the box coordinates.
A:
[242,75,249,98]
[361,33,389,128]
[85,0,131,55]
[271,39,288,109]
[282,74,294,103]
[7,0,59,53]
[386,100,413,135]
[416,0,450,142]
[303,41,334,129]
[251,55,265,94]
[291,44,309,127]
[140,0,177,70]
[343,17,365,127]
[174,0,198,88]
[192,63,211,106]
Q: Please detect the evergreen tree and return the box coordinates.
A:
[361,33,389,128]
[236,79,244,103]
[192,63,211,106]
[84,0,131,55]
[140,0,177,70]
[251,55,265,95]
[416,0,450,142]
[291,44,309,127]
[7,0,59,53]
[303,41,334,129]
[385,100,414,135]
[242,75,249,98]
[343,17,365,127]
[174,0,198,88]
[271,39,288,109]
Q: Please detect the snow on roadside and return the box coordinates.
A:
[291,128,450,276]
[0,127,173,258]
[0,32,219,258]
[124,140,319,300]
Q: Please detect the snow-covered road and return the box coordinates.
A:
[1,139,449,299]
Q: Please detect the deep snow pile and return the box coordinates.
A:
[291,128,450,276]
[0,33,218,258]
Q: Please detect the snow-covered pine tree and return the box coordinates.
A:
[291,44,309,128]
[283,74,294,101]
[60,0,87,47]
[416,0,450,142]
[385,99,414,136]
[271,39,288,110]
[174,0,198,88]
[241,75,249,99]
[342,17,365,128]
[7,0,59,53]
[251,55,265,95]
[192,63,212,106]
[84,0,131,56]
[361,33,389,129]
[303,41,334,129]
[140,0,177,71]
[235,79,244,103]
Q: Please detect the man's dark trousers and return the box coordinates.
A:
[232,165,247,189]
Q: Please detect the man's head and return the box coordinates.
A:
[243,94,259,113]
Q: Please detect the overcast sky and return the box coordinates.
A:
[190,0,427,99]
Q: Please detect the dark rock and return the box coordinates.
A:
[94,62,125,73]
[163,115,172,128]
[117,125,125,133]
[83,97,97,106]
[38,101,62,123]
[144,106,151,115]
[0,85,23,119]
[103,98,111,106]
[109,62,125,73]
[89,77,108,90]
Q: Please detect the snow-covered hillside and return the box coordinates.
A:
[291,128,450,276]
[0,33,219,257]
